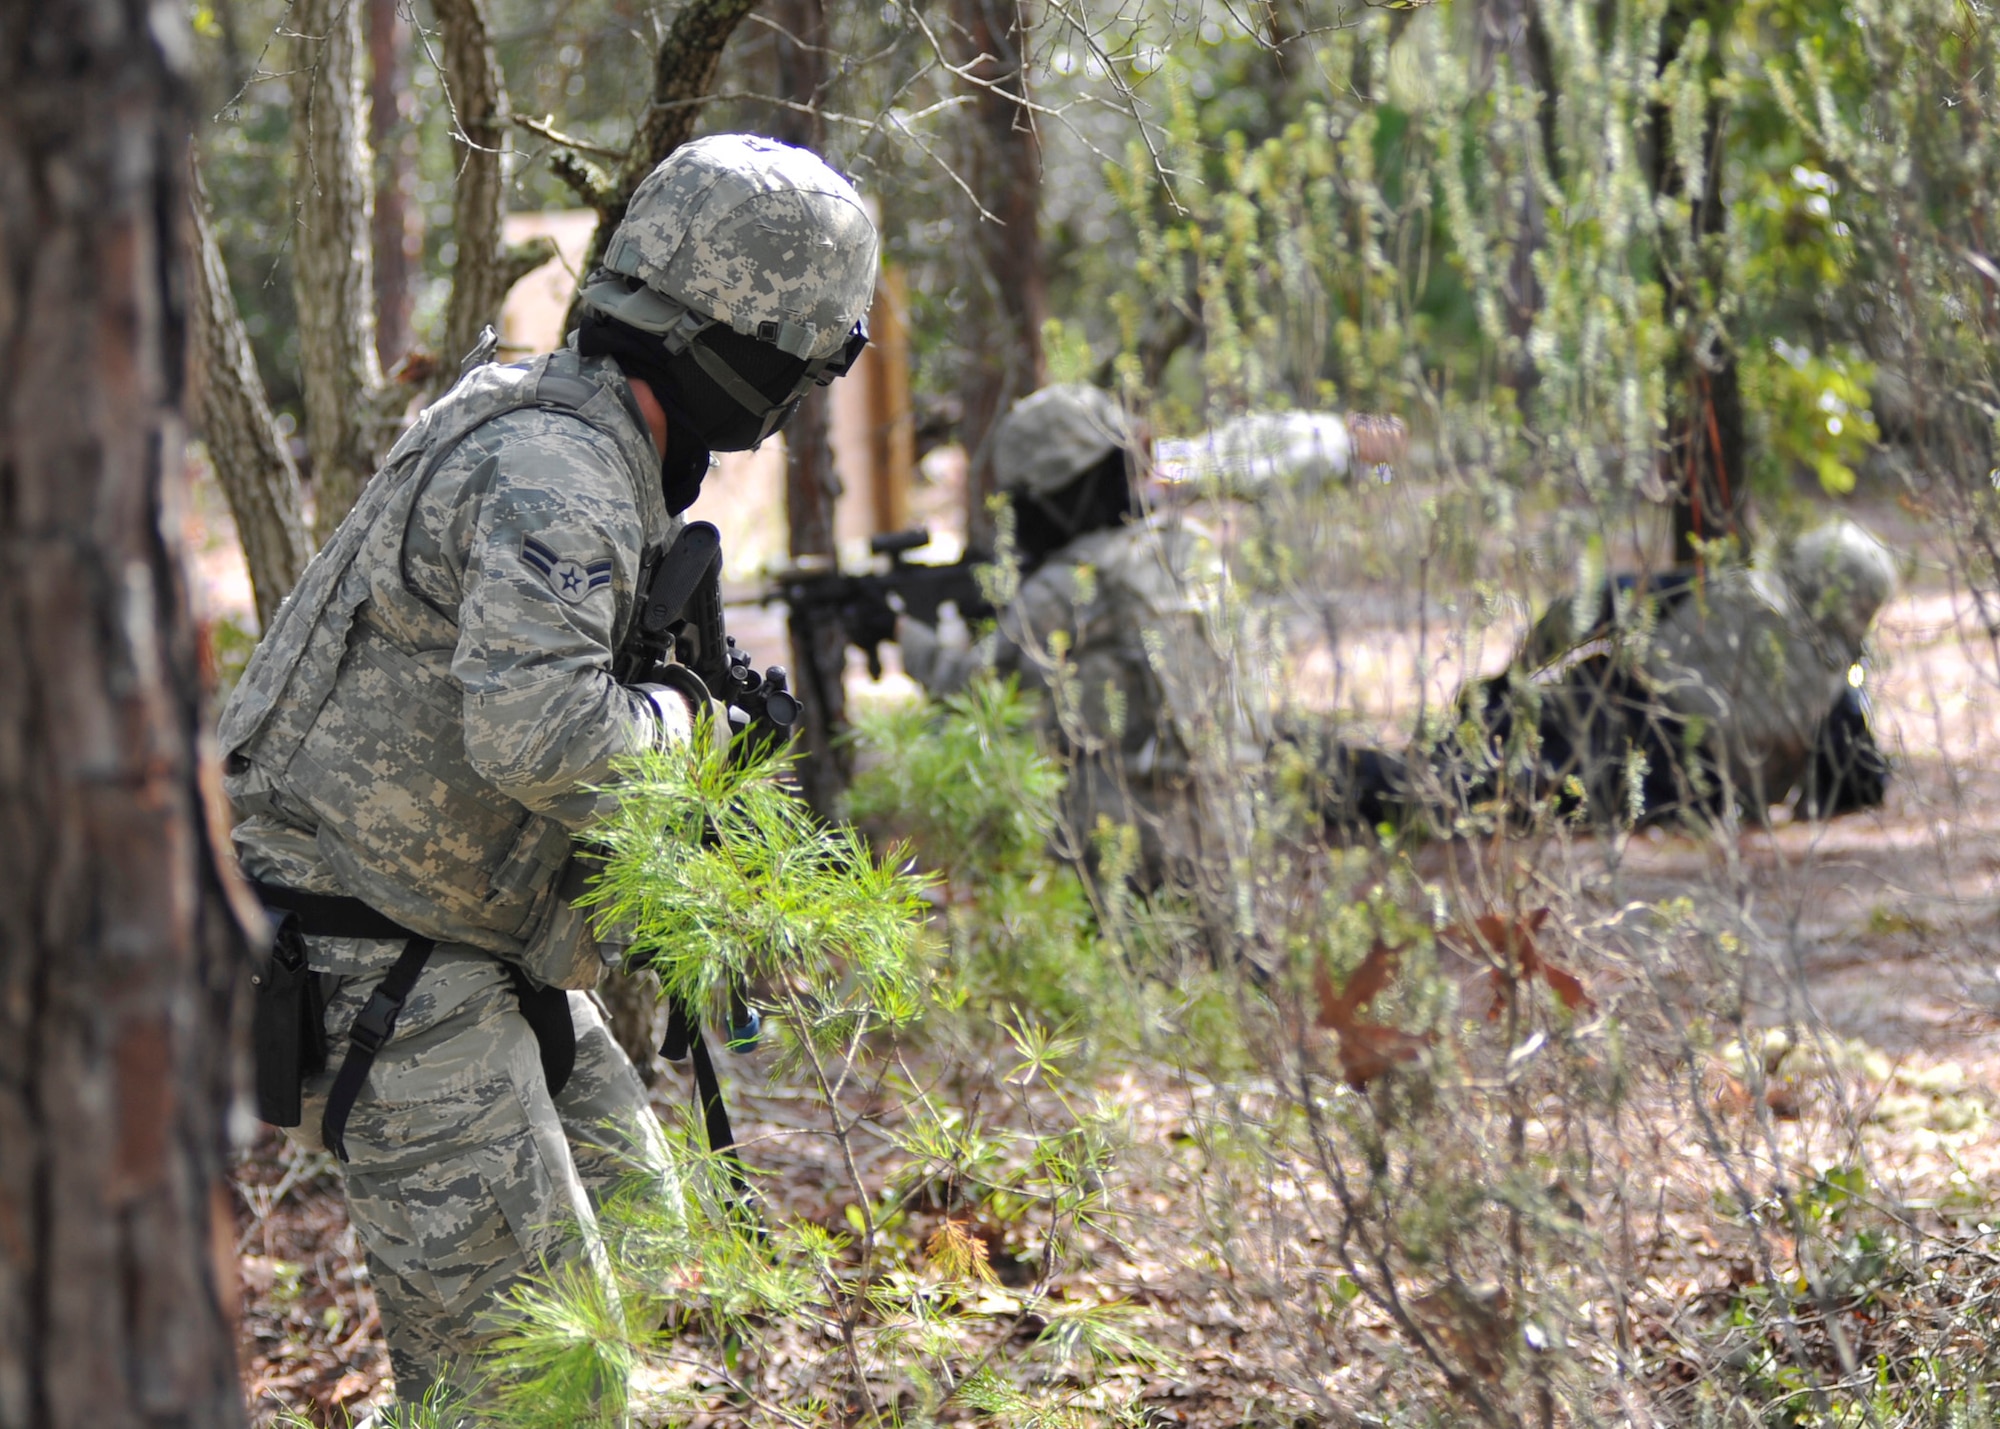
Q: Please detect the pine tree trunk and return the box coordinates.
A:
[1653,0,1748,565]
[770,0,852,816]
[291,0,387,539]
[527,0,763,1081]
[433,0,524,371]
[0,1,253,1424]
[952,0,1047,553]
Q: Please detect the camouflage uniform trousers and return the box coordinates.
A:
[286,946,674,1414]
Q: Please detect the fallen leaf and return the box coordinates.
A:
[1314,940,1433,1087]
[1442,907,1595,1016]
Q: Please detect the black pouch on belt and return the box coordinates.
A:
[250,912,328,1127]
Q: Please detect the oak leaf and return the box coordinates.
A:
[1313,939,1432,1087]
[1442,907,1594,1016]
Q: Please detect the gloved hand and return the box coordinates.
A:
[638,676,730,758]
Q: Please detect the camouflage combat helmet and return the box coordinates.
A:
[993,384,1134,495]
[1784,518,1897,651]
[578,135,880,443]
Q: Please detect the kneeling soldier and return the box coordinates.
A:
[219,136,878,1414]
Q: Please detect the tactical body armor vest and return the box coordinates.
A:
[1017,517,1269,781]
[220,351,668,986]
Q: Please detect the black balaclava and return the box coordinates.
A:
[577,310,813,515]
[1009,448,1135,567]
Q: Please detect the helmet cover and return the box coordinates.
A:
[1784,518,1897,650]
[993,384,1134,496]
[593,134,879,362]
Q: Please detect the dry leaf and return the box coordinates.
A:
[1411,1281,1514,1382]
[1314,940,1433,1087]
[1442,907,1595,1016]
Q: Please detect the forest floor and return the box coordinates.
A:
[222,493,2000,1424]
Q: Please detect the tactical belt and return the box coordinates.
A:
[249,881,577,1162]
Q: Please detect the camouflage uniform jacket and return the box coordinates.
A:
[219,347,675,985]
[905,515,1268,782]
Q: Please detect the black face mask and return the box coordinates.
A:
[576,313,710,513]
[578,312,828,514]
[1009,449,1136,565]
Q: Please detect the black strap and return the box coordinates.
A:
[661,997,752,1206]
[506,966,578,1096]
[322,934,436,1162]
[250,880,577,1153]
[250,881,419,941]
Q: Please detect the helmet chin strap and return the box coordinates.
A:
[684,340,799,446]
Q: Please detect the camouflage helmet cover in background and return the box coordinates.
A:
[994,384,1135,496]
[1782,518,1897,651]
[588,134,879,362]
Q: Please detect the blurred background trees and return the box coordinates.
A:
[183,0,1996,604]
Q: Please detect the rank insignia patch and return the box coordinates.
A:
[522,534,612,606]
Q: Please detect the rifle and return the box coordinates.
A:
[612,519,791,1200]
[762,526,994,682]
[616,520,801,752]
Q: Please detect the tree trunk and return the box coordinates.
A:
[952,0,1047,554]
[433,0,533,371]
[368,0,417,370]
[189,161,314,630]
[0,2,253,1424]
[1652,1,1748,565]
[578,0,767,1081]
[291,0,387,540]
[770,0,851,815]
[1477,0,1556,397]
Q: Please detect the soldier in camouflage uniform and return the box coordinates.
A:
[900,384,1268,892]
[1362,518,1900,830]
[217,135,878,1415]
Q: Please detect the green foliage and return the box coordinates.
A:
[580,731,938,1047]
[1741,339,1880,496]
[847,677,1112,1026]
[274,1382,462,1429]
[467,726,1161,1425]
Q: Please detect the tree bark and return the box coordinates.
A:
[770,0,851,815]
[290,0,388,540]
[368,0,417,370]
[433,0,544,372]
[0,1,253,1424]
[952,0,1047,554]
[189,160,314,630]
[1652,1,1748,565]
[579,0,768,1080]
[1477,0,1555,397]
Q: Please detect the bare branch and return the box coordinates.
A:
[512,111,625,161]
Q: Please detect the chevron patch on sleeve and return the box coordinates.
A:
[522,534,613,606]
